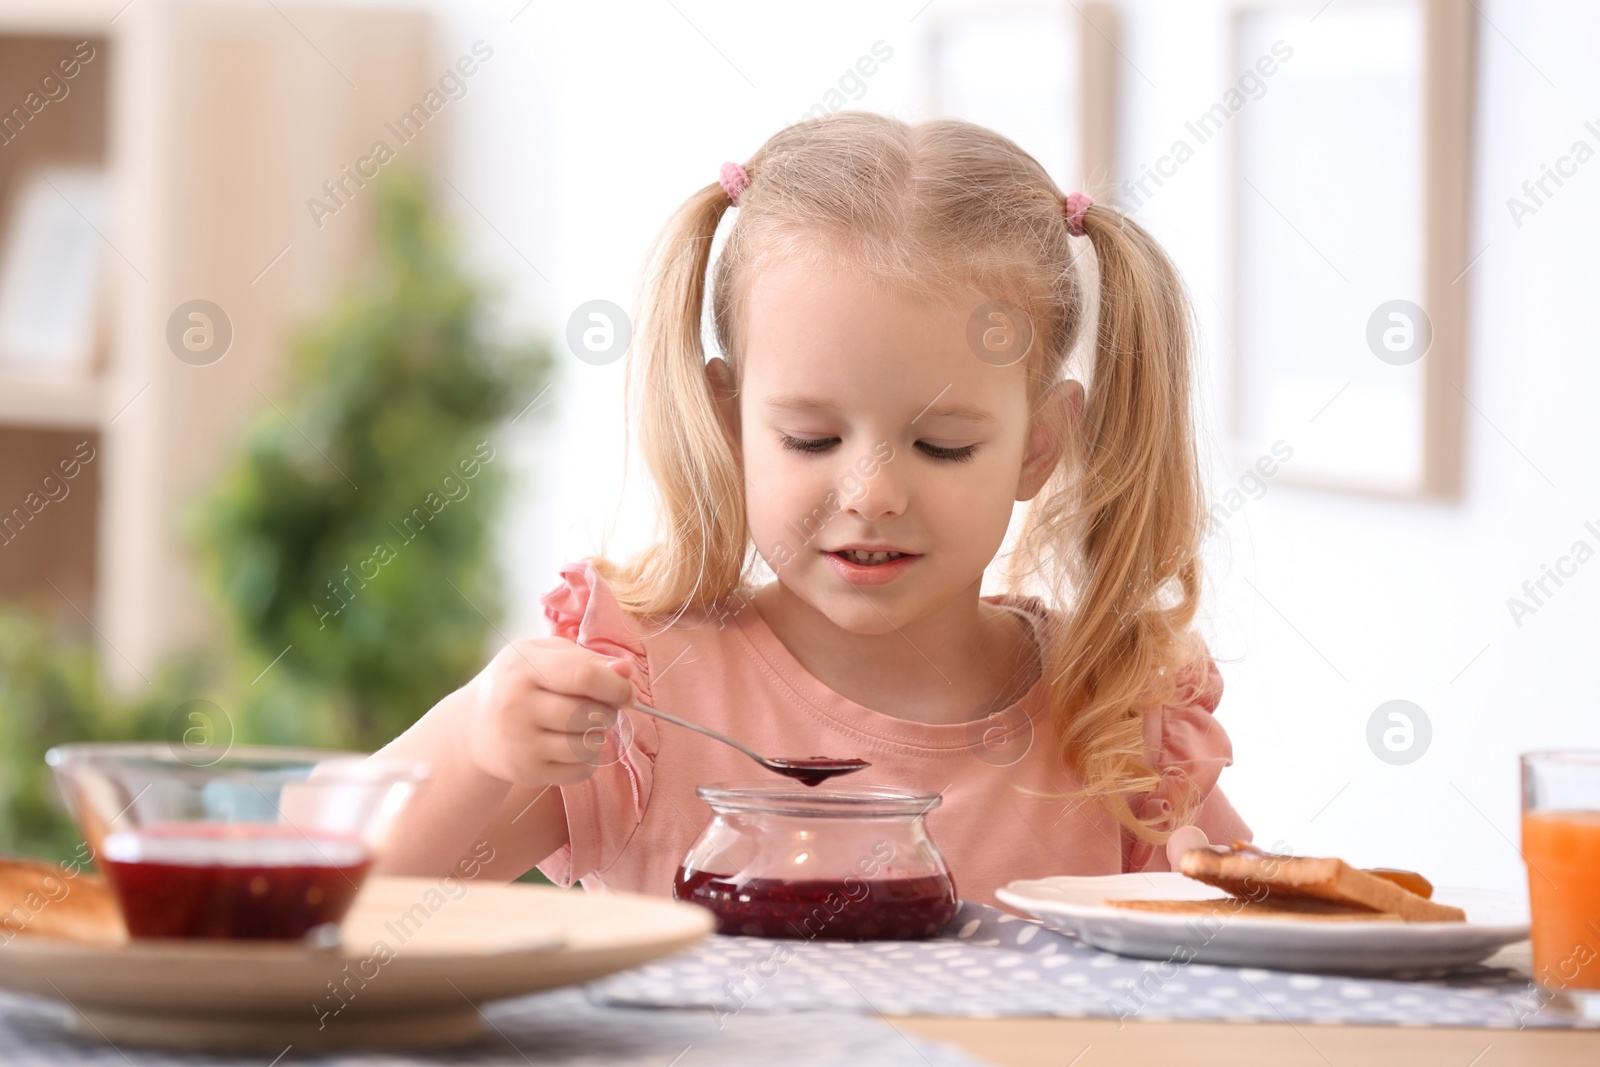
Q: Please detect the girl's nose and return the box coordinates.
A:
[842,450,907,522]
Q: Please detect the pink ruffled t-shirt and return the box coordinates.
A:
[535,561,1250,904]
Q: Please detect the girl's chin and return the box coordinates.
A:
[765,572,913,635]
[811,603,909,637]
[810,579,938,635]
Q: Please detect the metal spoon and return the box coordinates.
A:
[629,701,870,786]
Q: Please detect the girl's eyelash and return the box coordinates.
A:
[916,442,978,463]
[779,434,838,453]
[778,435,977,463]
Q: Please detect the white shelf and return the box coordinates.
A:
[0,372,100,431]
[0,1,436,686]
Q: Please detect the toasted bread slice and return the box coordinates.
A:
[1367,867,1433,899]
[1106,896,1403,922]
[1179,847,1465,923]
[0,857,125,945]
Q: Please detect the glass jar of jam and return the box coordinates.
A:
[674,782,958,940]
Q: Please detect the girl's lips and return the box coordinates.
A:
[823,550,920,586]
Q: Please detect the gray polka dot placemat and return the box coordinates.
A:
[0,987,986,1067]
[593,900,1600,1030]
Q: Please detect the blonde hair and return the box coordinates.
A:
[594,111,1206,844]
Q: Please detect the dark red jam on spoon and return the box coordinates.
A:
[764,757,872,787]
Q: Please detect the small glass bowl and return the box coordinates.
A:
[674,781,957,940]
[46,743,426,940]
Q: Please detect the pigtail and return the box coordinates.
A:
[594,183,750,619]
[600,114,1211,840]
[1013,203,1207,843]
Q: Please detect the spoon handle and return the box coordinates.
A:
[629,701,771,770]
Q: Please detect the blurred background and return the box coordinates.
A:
[0,0,1594,902]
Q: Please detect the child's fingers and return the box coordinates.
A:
[535,720,609,769]
[499,689,613,749]
[507,639,636,708]
[548,698,618,758]
[470,641,635,787]
[480,695,616,786]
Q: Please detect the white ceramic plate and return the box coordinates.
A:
[996,872,1530,975]
[0,877,713,1052]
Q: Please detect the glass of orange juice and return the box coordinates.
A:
[1522,752,1600,1014]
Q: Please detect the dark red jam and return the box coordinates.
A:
[675,868,957,940]
[100,823,372,939]
[766,758,872,787]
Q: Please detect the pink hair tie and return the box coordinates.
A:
[1063,191,1093,236]
[719,161,750,206]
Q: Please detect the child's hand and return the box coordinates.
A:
[462,638,637,788]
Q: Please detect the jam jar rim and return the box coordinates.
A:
[695,781,943,819]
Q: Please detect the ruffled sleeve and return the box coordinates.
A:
[1123,656,1252,873]
[540,560,652,683]
[533,560,660,887]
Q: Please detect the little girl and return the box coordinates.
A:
[374,111,1250,903]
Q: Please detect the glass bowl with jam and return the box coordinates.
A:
[46,744,426,940]
[674,782,957,940]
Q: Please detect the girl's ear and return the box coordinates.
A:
[705,357,742,454]
[1016,379,1081,501]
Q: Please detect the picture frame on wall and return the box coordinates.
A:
[1223,0,1475,498]
[923,0,1122,195]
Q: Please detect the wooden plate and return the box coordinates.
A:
[0,876,713,1051]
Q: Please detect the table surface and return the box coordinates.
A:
[902,1016,1600,1067]
[8,878,1595,1066]
[904,940,1600,1067]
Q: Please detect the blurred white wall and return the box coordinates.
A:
[1119,0,1600,900]
[413,0,1597,899]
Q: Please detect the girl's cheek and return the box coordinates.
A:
[933,466,1015,531]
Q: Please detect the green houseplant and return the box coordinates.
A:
[0,172,549,859]
[195,170,548,751]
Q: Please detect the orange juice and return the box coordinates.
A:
[1523,809,1600,990]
